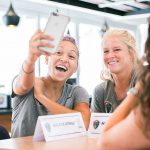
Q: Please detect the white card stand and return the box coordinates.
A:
[88,113,112,137]
[33,112,86,142]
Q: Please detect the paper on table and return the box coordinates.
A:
[33,112,86,142]
[88,113,112,137]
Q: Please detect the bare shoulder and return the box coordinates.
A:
[98,107,150,150]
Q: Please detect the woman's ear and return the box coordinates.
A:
[45,56,49,64]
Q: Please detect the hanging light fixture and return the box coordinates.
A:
[100,20,109,37]
[67,29,70,35]
[3,2,20,27]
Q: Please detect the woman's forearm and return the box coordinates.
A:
[13,59,36,95]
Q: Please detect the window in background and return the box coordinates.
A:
[139,24,148,56]
[0,14,37,94]
[0,11,148,96]
[79,23,103,95]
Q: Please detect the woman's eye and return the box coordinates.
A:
[56,51,61,55]
[114,48,121,52]
[104,50,109,54]
[69,55,75,59]
[114,48,121,51]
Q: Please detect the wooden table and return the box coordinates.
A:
[0,135,99,150]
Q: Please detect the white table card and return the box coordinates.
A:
[33,112,86,142]
[88,113,112,136]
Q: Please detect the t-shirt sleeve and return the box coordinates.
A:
[91,83,105,112]
[72,86,89,106]
[11,75,19,98]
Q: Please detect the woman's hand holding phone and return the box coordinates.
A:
[39,12,70,54]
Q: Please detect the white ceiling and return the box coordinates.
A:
[0,0,149,30]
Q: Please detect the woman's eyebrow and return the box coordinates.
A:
[70,49,78,55]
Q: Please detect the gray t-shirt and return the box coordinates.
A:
[91,71,137,113]
[11,82,89,138]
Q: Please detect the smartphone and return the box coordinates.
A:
[39,12,70,53]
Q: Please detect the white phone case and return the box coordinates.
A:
[39,13,70,53]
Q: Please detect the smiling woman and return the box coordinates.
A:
[91,29,141,113]
[11,29,90,138]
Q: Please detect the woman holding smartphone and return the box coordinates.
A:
[11,29,90,138]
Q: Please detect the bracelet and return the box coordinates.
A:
[22,61,34,74]
[127,87,139,97]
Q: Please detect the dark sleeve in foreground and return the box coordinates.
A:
[0,125,10,140]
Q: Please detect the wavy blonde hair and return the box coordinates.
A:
[101,29,140,80]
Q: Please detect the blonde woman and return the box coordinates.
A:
[92,29,140,113]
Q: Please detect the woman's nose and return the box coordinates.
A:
[59,55,68,62]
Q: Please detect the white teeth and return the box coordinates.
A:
[108,60,117,65]
[56,65,68,72]
[57,65,67,70]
